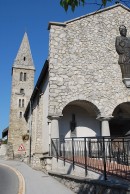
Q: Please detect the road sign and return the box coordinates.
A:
[18,144,25,151]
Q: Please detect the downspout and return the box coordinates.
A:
[29,100,32,164]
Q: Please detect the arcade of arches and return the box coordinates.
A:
[50,101,130,139]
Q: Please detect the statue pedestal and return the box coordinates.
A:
[119,64,130,87]
[123,78,130,88]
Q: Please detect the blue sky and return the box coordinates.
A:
[0,0,126,137]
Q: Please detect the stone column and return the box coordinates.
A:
[49,116,61,156]
[97,116,112,157]
[50,116,60,139]
[97,116,112,137]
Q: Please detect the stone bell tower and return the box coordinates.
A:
[8,33,35,159]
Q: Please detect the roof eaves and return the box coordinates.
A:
[24,60,49,119]
[2,127,9,138]
[48,22,66,30]
[65,3,130,24]
[2,127,9,133]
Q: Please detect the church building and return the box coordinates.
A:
[24,4,130,169]
[8,4,130,175]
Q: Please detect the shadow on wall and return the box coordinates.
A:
[49,166,130,194]
[67,163,73,175]
[75,179,129,194]
[59,104,101,138]
[0,144,7,157]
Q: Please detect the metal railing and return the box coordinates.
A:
[51,137,130,180]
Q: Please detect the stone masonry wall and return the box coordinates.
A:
[49,5,130,117]
[49,172,130,194]
[35,94,44,153]
[8,67,35,158]
[31,101,37,155]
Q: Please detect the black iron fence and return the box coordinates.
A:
[51,137,130,180]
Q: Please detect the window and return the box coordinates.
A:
[23,57,26,61]
[22,99,24,107]
[20,88,24,94]
[19,99,21,107]
[24,73,26,81]
[20,72,23,81]
[19,99,24,107]
[20,112,22,118]
[20,72,26,81]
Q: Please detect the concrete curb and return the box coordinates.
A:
[0,163,25,194]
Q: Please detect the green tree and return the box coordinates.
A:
[60,0,114,11]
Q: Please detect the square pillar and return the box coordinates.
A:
[50,116,60,139]
[97,116,112,137]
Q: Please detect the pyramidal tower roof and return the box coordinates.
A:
[13,32,35,70]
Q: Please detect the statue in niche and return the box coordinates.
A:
[115,25,130,87]
[115,25,130,65]
[70,114,76,137]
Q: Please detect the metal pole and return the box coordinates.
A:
[48,121,51,156]
[123,138,125,163]
[63,139,65,166]
[56,139,59,162]
[84,137,87,176]
[72,138,75,170]
[103,137,107,180]
[29,101,32,164]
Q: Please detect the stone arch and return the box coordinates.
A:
[59,100,101,138]
[109,102,130,136]
[60,98,101,117]
[63,100,101,117]
[108,99,129,117]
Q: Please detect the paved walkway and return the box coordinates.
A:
[0,160,74,194]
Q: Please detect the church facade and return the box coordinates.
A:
[8,4,130,169]
[24,4,130,168]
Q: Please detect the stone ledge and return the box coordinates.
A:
[48,170,130,192]
[40,156,52,160]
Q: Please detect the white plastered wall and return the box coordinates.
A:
[59,105,100,138]
[42,74,49,153]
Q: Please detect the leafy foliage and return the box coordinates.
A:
[60,0,85,11]
[60,0,112,11]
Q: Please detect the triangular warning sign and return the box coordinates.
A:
[18,144,25,151]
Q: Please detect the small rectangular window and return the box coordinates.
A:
[20,112,22,118]
[20,89,24,94]
[22,99,24,107]
[19,99,21,107]
[24,73,26,81]
[20,72,23,81]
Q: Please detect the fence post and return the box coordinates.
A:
[72,138,75,170]
[103,137,107,180]
[84,137,87,176]
[88,139,91,157]
[63,139,65,166]
[123,138,125,164]
[109,138,111,162]
[56,138,59,162]
[51,139,53,156]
